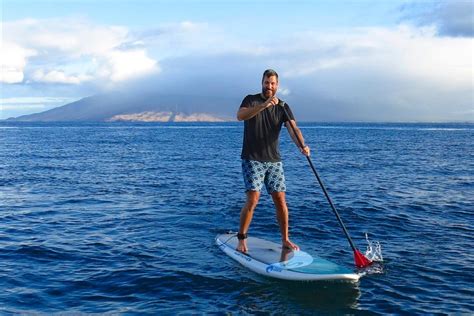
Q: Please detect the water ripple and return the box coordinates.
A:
[0,122,472,313]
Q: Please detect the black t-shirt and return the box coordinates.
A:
[240,93,295,162]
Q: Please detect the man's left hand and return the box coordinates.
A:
[300,145,310,156]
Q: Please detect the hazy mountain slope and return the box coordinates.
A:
[10,92,238,121]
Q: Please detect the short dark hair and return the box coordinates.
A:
[262,69,278,83]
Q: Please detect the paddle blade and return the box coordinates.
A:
[354,249,372,268]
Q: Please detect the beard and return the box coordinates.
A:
[262,88,275,98]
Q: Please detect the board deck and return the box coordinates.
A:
[216,233,360,281]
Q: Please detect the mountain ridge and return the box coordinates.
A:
[8,92,237,122]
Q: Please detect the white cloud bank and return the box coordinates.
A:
[266,25,473,121]
[1,16,473,121]
[0,41,36,83]
[139,23,472,121]
[1,18,159,85]
[280,25,472,90]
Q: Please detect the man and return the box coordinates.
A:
[236,69,310,253]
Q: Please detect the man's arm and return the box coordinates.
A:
[237,96,279,121]
[285,120,310,156]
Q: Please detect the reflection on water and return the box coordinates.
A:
[236,279,362,313]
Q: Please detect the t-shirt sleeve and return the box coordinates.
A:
[283,103,295,122]
[240,95,252,108]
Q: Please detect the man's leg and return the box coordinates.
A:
[271,191,299,251]
[237,191,260,253]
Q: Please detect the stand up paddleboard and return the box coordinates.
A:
[216,233,360,281]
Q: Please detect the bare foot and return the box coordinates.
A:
[282,239,299,251]
[280,247,292,262]
[237,239,248,253]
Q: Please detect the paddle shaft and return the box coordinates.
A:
[280,103,359,253]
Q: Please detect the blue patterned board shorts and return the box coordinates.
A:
[241,159,286,194]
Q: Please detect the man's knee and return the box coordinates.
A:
[271,191,286,207]
[246,191,260,208]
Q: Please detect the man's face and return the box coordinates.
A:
[262,75,278,98]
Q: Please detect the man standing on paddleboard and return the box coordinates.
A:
[236,69,310,253]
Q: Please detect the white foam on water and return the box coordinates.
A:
[362,233,385,274]
[364,233,383,262]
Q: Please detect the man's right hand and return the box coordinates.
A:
[263,96,279,109]
[238,96,279,121]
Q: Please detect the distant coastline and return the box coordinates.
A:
[107,111,232,122]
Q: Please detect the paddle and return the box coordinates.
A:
[280,102,372,268]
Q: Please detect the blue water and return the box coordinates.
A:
[1,121,473,314]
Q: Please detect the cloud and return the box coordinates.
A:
[7,18,128,55]
[283,25,472,90]
[0,41,36,83]
[134,21,241,59]
[2,15,472,122]
[97,49,158,83]
[277,26,473,121]
[279,88,291,96]
[131,24,472,122]
[400,0,474,37]
[1,18,159,85]
[31,69,93,84]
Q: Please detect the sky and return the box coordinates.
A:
[1,0,473,121]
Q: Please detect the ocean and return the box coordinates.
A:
[0,121,473,314]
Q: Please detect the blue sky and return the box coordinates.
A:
[3,1,401,28]
[1,0,473,121]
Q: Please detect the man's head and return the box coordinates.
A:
[261,69,279,98]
